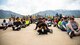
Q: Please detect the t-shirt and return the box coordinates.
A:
[2,22,8,26]
[54,20,58,23]
[71,22,78,30]
[58,21,62,26]
[13,21,21,27]
[62,21,68,27]
[8,21,13,25]
[67,21,78,30]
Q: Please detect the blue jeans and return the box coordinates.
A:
[67,29,72,33]
[58,25,66,31]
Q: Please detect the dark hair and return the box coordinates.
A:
[60,18,63,21]
[42,17,45,20]
[16,17,19,20]
[70,17,74,20]
[63,17,67,20]
[3,19,6,22]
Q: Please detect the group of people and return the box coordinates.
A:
[0,17,30,31]
[53,16,80,38]
[34,15,80,38]
[0,15,80,38]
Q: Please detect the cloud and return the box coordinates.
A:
[64,0,80,10]
[0,0,80,15]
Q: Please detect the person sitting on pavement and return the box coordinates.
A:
[57,18,63,30]
[8,18,13,27]
[35,18,53,35]
[53,17,58,27]
[60,17,68,31]
[45,19,52,27]
[34,17,43,30]
[12,17,21,31]
[1,19,8,30]
[66,17,80,38]
[21,19,26,28]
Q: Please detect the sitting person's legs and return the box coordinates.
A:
[37,26,48,34]
[58,25,66,31]
[0,26,4,29]
[61,26,66,31]
[12,26,21,31]
[8,25,13,27]
[74,29,80,36]
[21,24,26,28]
[37,27,44,34]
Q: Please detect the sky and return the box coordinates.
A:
[0,0,80,15]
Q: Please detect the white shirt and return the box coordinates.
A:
[8,21,13,25]
[2,22,8,26]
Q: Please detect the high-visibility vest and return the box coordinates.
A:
[25,20,30,25]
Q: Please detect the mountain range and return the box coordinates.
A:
[0,10,80,19]
[0,10,23,19]
[32,10,80,18]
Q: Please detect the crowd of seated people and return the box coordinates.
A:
[0,17,30,31]
[0,15,80,38]
[53,15,80,38]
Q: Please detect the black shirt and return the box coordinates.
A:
[13,21,21,27]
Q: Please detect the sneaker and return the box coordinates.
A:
[69,31,74,38]
[49,29,53,33]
